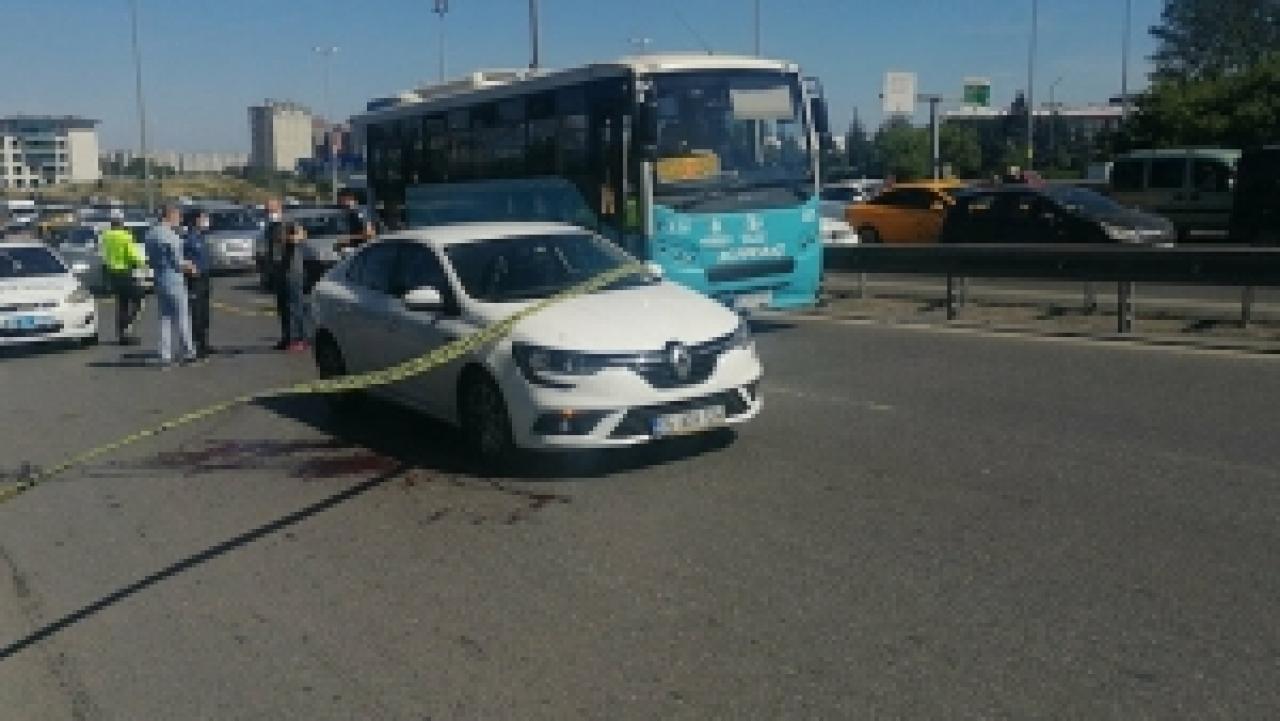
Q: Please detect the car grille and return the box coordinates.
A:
[610,390,752,440]
[0,301,57,313]
[629,332,734,389]
[705,258,795,283]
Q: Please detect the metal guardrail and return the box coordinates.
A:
[823,244,1280,333]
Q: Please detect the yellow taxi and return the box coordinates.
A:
[846,180,966,244]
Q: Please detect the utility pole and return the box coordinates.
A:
[433,0,449,82]
[529,0,541,70]
[1048,75,1063,157]
[1027,0,1038,170]
[753,0,761,56]
[1121,0,1132,120]
[313,45,340,204]
[128,0,153,213]
[919,94,943,180]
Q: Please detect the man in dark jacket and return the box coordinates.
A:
[183,210,213,358]
[263,199,299,350]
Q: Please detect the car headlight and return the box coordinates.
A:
[66,287,92,304]
[511,342,606,387]
[1102,223,1141,243]
[70,261,91,274]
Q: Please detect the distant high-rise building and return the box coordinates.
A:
[0,115,100,189]
[248,100,313,173]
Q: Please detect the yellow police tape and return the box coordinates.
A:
[0,263,646,507]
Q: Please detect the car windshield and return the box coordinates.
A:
[651,70,814,212]
[64,227,98,246]
[1045,187,1126,217]
[0,247,65,278]
[207,209,259,232]
[445,233,643,302]
[293,214,345,237]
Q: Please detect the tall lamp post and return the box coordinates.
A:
[433,0,449,82]
[313,45,340,204]
[128,0,153,213]
[1048,75,1064,159]
[1026,0,1038,170]
[753,0,761,56]
[1121,0,1132,120]
[529,0,541,69]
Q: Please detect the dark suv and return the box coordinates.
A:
[1229,146,1280,245]
[940,185,1175,245]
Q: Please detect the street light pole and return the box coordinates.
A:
[313,45,339,204]
[1027,0,1038,170]
[1048,75,1063,158]
[1121,0,1132,120]
[529,0,541,70]
[128,0,153,213]
[433,0,449,82]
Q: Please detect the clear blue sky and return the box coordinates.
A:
[4,0,1163,152]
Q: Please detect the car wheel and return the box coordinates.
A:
[858,226,881,244]
[460,373,515,469]
[314,334,361,414]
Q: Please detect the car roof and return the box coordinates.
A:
[0,240,56,251]
[383,222,591,248]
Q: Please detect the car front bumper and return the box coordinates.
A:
[0,302,97,346]
[499,346,764,450]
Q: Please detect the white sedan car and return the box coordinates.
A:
[309,223,763,461]
[0,242,98,348]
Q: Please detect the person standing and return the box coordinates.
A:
[100,216,147,345]
[335,189,374,252]
[275,221,309,352]
[144,206,197,367]
[264,199,298,350]
[183,210,213,358]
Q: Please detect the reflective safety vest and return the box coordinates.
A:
[101,228,146,273]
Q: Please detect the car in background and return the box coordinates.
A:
[47,223,154,294]
[1110,148,1240,241]
[0,242,97,348]
[35,205,77,240]
[1229,145,1280,245]
[309,223,763,462]
[940,185,1176,245]
[820,216,859,245]
[257,207,349,292]
[182,204,260,273]
[819,180,882,221]
[846,179,966,244]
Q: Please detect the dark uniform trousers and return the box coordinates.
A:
[187,274,211,355]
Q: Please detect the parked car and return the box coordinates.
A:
[182,205,260,273]
[257,208,348,292]
[1110,148,1240,241]
[0,242,98,347]
[309,223,763,462]
[48,223,154,293]
[940,185,1176,245]
[1229,145,1280,245]
[820,217,859,245]
[846,180,966,244]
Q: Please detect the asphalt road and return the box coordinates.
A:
[0,276,1277,719]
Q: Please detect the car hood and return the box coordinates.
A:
[0,275,77,304]
[471,280,741,351]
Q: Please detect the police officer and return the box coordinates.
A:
[183,210,213,358]
[335,189,374,253]
[100,216,147,345]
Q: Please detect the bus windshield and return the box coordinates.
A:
[650,71,813,212]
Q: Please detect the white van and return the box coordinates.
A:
[1109,149,1241,240]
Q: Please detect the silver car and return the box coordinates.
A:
[183,206,260,273]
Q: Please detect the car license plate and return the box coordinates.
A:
[1,315,55,331]
[733,291,772,310]
[652,405,726,438]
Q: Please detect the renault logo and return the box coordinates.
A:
[665,341,693,381]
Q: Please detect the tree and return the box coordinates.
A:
[940,123,982,178]
[873,117,929,181]
[1150,0,1280,82]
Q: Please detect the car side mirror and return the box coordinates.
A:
[403,286,444,312]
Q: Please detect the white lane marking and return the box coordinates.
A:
[760,312,1280,361]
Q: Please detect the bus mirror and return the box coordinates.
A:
[809,96,830,137]
[636,97,660,161]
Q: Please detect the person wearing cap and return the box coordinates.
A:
[100,217,147,345]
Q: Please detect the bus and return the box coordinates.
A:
[355,54,827,310]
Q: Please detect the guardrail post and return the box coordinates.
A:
[1117,281,1135,333]
[1083,282,1098,314]
[945,273,958,320]
[958,277,969,308]
[856,272,867,300]
[1241,286,1255,327]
